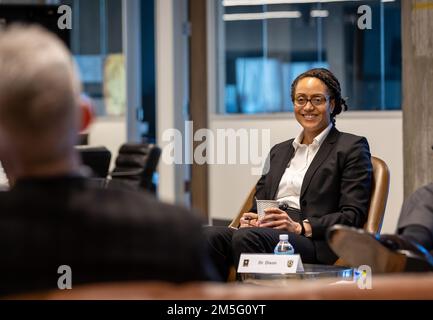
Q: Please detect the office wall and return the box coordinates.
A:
[88,117,126,170]
[208,111,403,234]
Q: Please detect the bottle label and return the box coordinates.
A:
[274,242,294,255]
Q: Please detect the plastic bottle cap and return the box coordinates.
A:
[279,234,289,241]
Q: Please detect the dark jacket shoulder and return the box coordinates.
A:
[269,128,368,155]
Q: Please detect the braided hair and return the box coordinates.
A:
[290,68,348,125]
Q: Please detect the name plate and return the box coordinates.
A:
[237,254,304,274]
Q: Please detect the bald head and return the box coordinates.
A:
[0,25,82,182]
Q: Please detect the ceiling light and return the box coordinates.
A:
[310,9,329,17]
[223,11,303,21]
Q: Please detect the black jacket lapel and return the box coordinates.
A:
[270,141,295,199]
[300,127,340,199]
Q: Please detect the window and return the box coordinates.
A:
[62,0,124,117]
[0,0,124,117]
[216,0,402,114]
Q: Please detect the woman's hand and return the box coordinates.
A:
[259,207,302,234]
[239,212,259,228]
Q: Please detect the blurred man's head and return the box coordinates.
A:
[0,25,82,184]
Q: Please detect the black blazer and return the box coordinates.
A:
[250,126,372,264]
[0,176,213,295]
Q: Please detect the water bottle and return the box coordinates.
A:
[274,234,294,255]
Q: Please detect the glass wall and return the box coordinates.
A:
[62,0,124,117]
[218,0,402,114]
[0,0,124,118]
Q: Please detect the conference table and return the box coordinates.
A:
[240,264,354,286]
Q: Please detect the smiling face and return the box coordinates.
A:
[293,77,335,139]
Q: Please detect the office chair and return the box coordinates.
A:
[77,133,89,146]
[76,146,112,178]
[109,143,161,192]
[226,156,390,279]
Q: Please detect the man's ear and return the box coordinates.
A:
[79,96,93,132]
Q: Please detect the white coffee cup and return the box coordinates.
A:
[256,199,280,220]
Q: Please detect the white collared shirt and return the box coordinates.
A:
[0,163,8,190]
[275,124,333,209]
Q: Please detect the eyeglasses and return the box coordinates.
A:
[294,94,328,108]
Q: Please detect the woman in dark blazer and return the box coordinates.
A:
[205,68,372,280]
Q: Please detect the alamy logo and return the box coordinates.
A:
[58,5,72,30]
[357,5,372,30]
[161,121,271,176]
[57,265,72,290]
[356,265,372,290]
